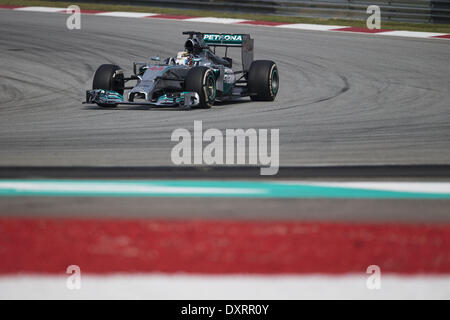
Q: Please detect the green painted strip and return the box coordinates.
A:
[0,180,449,199]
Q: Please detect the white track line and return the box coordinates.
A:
[0,181,266,195]
[278,181,450,194]
[1,274,449,299]
[14,6,66,12]
[184,17,249,24]
[278,23,349,31]
[95,12,157,18]
[380,30,445,38]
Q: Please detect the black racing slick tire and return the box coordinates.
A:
[248,60,279,101]
[185,66,216,109]
[92,64,124,107]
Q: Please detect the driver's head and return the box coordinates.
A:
[175,51,190,66]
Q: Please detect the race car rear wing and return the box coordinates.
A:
[183,31,254,72]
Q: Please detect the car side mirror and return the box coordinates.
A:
[223,57,232,68]
[133,62,147,75]
[193,57,201,66]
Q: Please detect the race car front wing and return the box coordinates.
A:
[83,89,200,108]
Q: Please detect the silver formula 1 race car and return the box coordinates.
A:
[83,31,279,109]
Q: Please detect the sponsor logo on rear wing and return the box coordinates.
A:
[203,34,244,45]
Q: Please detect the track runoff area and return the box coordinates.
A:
[0,7,449,301]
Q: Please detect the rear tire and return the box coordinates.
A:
[92,64,124,107]
[185,66,216,109]
[248,60,279,101]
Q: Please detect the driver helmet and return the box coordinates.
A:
[175,51,191,66]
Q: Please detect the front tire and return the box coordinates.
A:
[248,60,279,101]
[92,64,124,107]
[185,66,216,109]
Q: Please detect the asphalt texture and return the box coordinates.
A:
[2,196,450,223]
[0,10,449,222]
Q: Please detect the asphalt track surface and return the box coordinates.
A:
[2,196,449,222]
[0,10,449,222]
[0,10,449,167]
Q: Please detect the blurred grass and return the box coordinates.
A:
[2,0,450,33]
